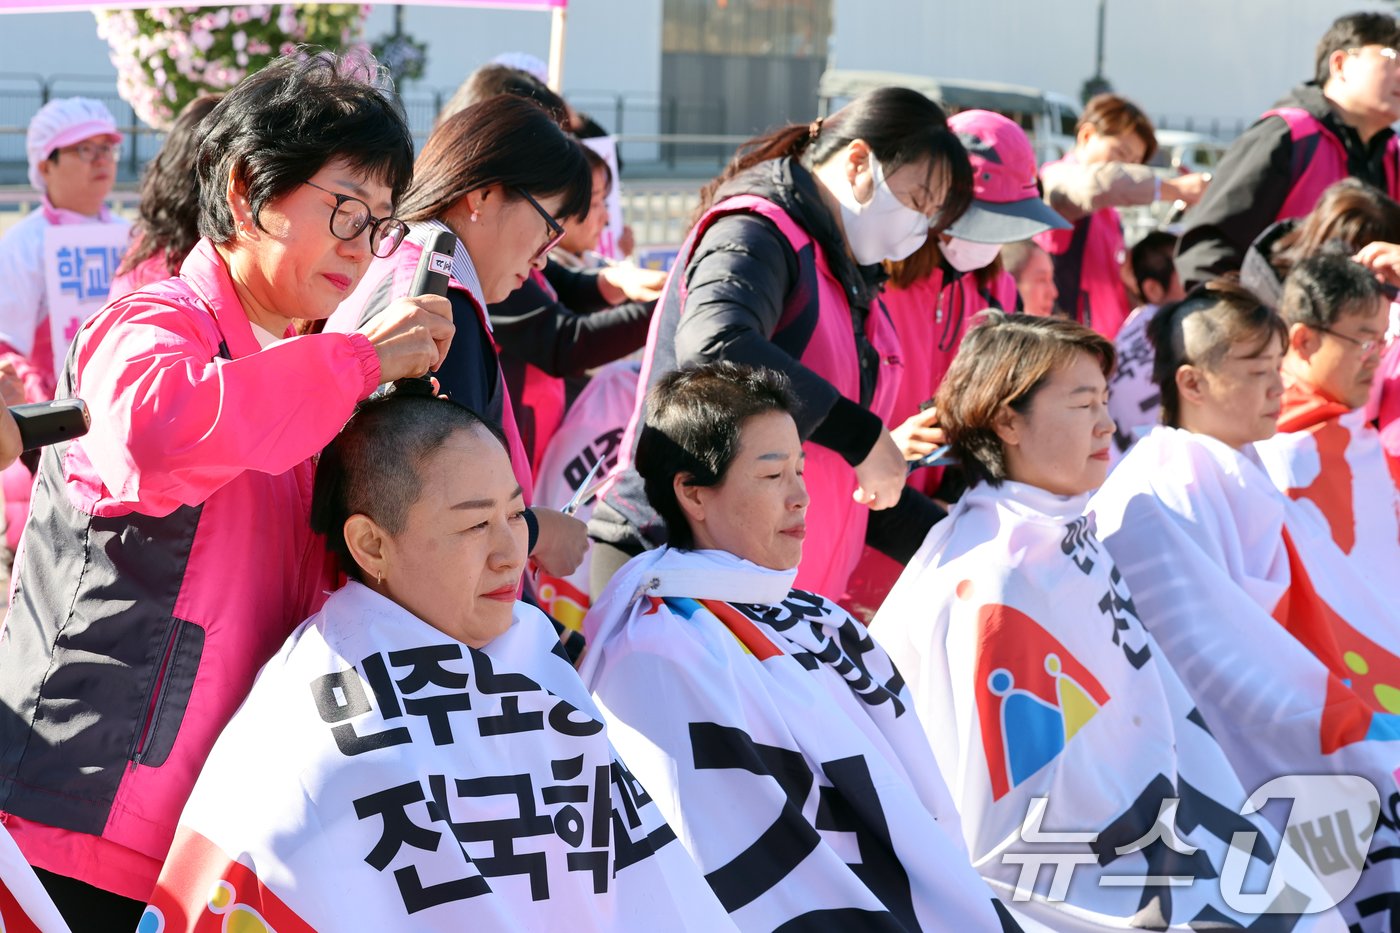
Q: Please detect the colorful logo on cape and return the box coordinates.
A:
[961,581,1111,801]
[662,596,783,661]
[1275,531,1400,752]
[536,573,589,633]
[142,827,316,933]
[1287,418,1357,554]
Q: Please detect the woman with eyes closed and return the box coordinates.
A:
[0,53,453,927]
[1090,280,1400,930]
[579,362,1023,932]
[144,388,735,932]
[870,313,1336,930]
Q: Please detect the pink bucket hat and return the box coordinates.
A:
[26,97,123,192]
[945,109,1069,244]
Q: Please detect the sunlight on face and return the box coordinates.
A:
[377,425,529,647]
[688,411,810,571]
[1000,352,1115,497]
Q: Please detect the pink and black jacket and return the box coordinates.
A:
[1177,82,1400,289]
[589,158,944,598]
[488,261,651,477]
[1036,151,1132,339]
[0,239,379,898]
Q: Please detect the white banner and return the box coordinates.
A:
[873,479,1340,930]
[580,546,1023,931]
[533,359,639,629]
[0,821,70,933]
[41,221,129,377]
[1255,385,1400,606]
[144,583,731,932]
[1092,426,1400,932]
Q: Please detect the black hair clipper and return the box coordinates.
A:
[394,228,459,396]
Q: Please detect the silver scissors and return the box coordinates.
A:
[562,456,609,516]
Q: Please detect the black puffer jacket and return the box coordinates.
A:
[589,157,944,568]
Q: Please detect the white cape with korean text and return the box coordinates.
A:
[143,582,734,932]
[579,546,1021,932]
[872,479,1339,931]
[1092,426,1400,932]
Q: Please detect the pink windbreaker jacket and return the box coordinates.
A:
[0,239,380,899]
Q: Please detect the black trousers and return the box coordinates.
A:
[34,866,147,933]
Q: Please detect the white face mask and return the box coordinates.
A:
[941,236,1003,273]
[832,152,930,265]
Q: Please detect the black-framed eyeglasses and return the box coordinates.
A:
[1313,324,1382,356]
[303,180,409,258]
[515,187,566,263]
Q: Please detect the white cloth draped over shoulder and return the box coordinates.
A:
[1254,383,1400,607]
[870,479,1338,931]
[1091,426,1400,932]
[579,546,1021,932]
[144,582,734,933]
[0,821,70,932]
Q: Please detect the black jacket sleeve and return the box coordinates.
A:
[489,276,653,378]
[672,213,886,466]
[542,261,614,315]
[435,290,505,425]
[863,486,947,565]
[1175,115,1294,289]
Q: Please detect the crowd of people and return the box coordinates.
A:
[1,9,1400,933]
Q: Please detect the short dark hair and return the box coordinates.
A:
[1280,252,1385,330]
[120,93,222,277]
[310,387,507,581]
[1131,231,1179,296]
[397,94,591,227]
[436,63,570,129]
[1149,278,1287,427]
[1316,11,1400,84]
[196,51,414,244]
[636,362,797,550]
[1079,93,1157,164]
[936,311,1115,487]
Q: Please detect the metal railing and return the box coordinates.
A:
[0,75,753,181]
[0,181,703,249]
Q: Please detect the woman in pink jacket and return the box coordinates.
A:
[0,53,453,928]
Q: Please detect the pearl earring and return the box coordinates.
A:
[469,210,479,223]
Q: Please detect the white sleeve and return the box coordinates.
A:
[0,215,48,356]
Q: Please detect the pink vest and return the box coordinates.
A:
[516,268,568,477]
[1265,107,1400,222]
[842,267,1016,619]
[1036,154,1131,339]
[612,193,903,598]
